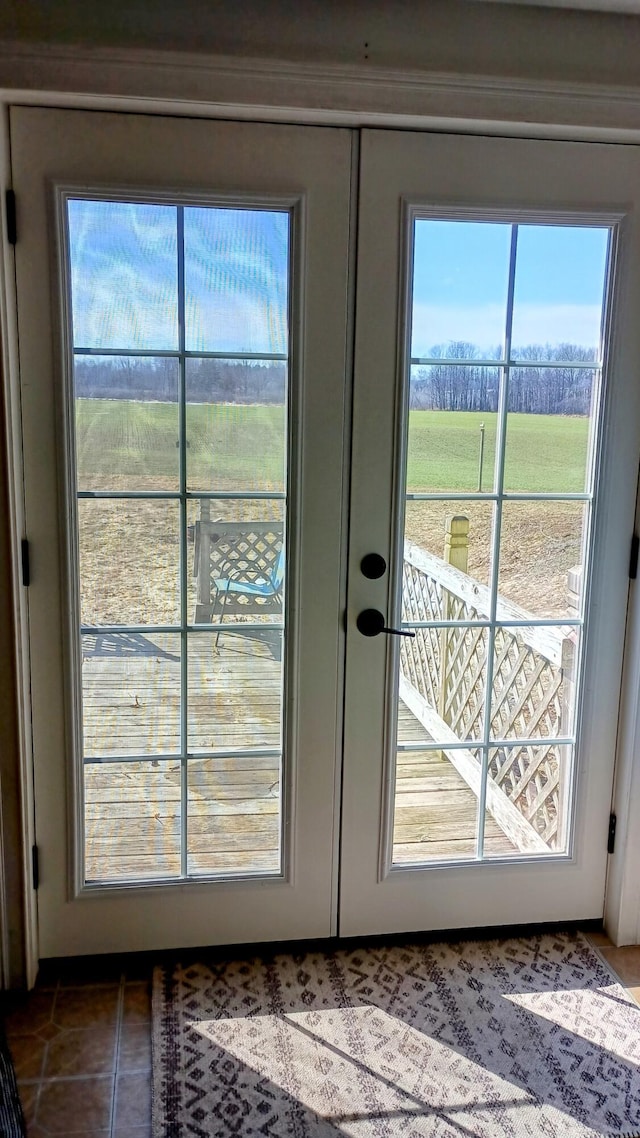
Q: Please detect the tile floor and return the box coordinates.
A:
[2,931,639,1138]
[3,961,152,1138]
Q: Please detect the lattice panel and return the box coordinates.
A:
[440,611,486,742]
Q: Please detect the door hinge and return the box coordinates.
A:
[31,844,39,891]
[21,538,30,587]
[5,189,16,245]
[607,812,617,855]
[629,533,639,580]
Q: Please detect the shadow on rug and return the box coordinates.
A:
[152,932,640,1137]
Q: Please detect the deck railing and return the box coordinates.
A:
[400,522,578,853]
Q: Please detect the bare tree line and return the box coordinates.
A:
[411,341,596,415]
[75,341,595,415]
[74,356,287,405]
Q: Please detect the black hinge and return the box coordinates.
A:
[21,538,30,587]
[5,189,16,245]
[607,812,617,855]
[629,533,639,580]
[31,845,39,890]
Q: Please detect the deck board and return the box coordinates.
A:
[82,630,516,882]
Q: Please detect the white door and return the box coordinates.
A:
[11,107,353,956]
[341,130,640,935]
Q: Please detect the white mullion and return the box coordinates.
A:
[476,223,519,860]
[177,204,189,881]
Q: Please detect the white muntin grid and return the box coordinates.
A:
[67,197,292,887]
[391,214,613,866]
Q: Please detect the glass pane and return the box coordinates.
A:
[187,757,281,876]
[78,500,180,626]
[411,220,511,360]
[82,632,181,758]
[498,501,586,619]
[407,368,499,493]
[186,358,286,493]
[186,500,285,627]
[84,760,181,882]
[187,631,283,753]
[490,625,578,742]
[504,368,597,494]
[404,500,494,593]
[484,743,572,856]
[399,626,488,744]
[511,225,610,363]
[184,207,289,354]
[392,747,481,863]
[67,199,178,351]
[75,355,179,492]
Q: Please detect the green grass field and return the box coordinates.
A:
[76,400,590,496]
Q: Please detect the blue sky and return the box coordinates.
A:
[68,200,610,361]
[411,220,611,358]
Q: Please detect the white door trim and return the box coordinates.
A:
[2,40,640,142]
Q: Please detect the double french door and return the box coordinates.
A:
[11,108,640,958]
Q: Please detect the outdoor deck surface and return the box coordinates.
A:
[82,629,516,882]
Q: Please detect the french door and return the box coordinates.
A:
[11,110,640,958]
[341,130,640,936]
[11,107,353,957]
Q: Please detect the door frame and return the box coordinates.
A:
[2,47,640,984]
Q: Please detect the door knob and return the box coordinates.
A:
[356,609,415,638]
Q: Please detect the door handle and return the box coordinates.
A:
[356,608,416,638]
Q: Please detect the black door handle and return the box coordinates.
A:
[356,609,415,638]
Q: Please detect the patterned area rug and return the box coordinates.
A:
[152,933,640,1137]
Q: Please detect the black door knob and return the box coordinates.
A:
[356,609,415,638]
[360,553,387,580]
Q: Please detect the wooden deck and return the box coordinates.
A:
[82,630,515,882]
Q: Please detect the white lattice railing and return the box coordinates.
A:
[401,539,577,852]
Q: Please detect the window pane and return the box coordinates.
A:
[187,631,283,754]
[399,626,488,744]
[498,501,586,619]
[68,199,178,351]
[407,367,499,493]
[504,368,597,494]
[84,760,181,882]
[490,625,578,742]
[79,500,180,626]
[483,744,572,856]
[184,207,289,354]
[411,220,511,360]
[392,747,483,864]
[187,757,281,876]
[186,358,286,493]
[81,633,181,758]
[75,355,179,492]
[404,500,495,593]
[511,225,610,363]
[186,500,285,627]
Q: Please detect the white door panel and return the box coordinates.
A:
[12,107,352,956]
[340,129,640,936]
